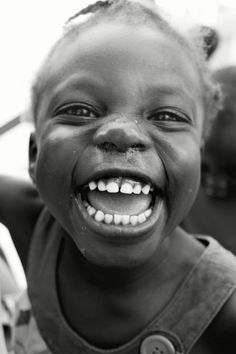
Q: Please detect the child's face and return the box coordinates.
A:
[31,22,204,267]
[202,81,236,199]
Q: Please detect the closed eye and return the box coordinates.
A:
[54,103,99,119]
[147,108,191,123]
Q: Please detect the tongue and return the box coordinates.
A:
[87,190,152,215]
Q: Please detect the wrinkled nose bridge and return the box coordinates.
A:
[93,118,151,152]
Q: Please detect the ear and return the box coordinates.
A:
[29,132,38,184]
[200,26,219,59]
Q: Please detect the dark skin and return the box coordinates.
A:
[1,22,236,353]
[202,71,236,200]
[184,68,236,254]
[0,175,42,270]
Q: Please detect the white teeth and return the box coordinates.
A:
[87,178,152,196]
[121,215,130,225]
[144,209,152,218]
[104,214,113,224]
[89,181,97,191]
[120,183,133,194]
[142,184,150,195]
[133,184,142,194]
[98,180,106,191]
[114,214,123,225]
[83,200,89,207]
[130,215,138,226]
[138,213,146,224]
[106,181,119,193]
[87,206,96,216]
[85,201,153,226]
[95,210,105,222]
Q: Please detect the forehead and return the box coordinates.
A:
[37,22,203,118]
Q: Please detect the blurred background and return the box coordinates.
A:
[0,0,236,290]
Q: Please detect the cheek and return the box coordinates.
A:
[165,141,201,223]
[177,143,201,188]
[34,130,80,220]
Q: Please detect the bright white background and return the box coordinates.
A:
[0,0,236,289]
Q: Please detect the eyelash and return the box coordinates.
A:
[54,104,190,125]
[54,103,99,119]
[147,109,190,123]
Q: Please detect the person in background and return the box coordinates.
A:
[183,66,236,253]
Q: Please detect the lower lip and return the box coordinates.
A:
[73,193,164,241]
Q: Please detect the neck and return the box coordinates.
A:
[58,232,172,293]
[56,228,204,348]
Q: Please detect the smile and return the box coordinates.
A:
[78,176,162,228]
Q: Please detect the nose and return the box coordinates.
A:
[93,118,151,153]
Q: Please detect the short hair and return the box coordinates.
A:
[31,0,222,139]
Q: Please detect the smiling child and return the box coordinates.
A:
[1,1,236,353]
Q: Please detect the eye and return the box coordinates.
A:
[54,103,99,119]
[147,108,191,124]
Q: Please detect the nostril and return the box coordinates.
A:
[98,141,145,152]
[99,142,118,151]
[131,143,146,151]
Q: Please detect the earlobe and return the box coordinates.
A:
[29,132,38,183]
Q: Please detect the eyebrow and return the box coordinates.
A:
[145,81,199,113]
[51,73,105,96]
[44,73,106,113]
[49,73,199,114]
[146,78,199,99]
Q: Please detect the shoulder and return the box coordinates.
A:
[190,238,236,354]
[0,174,39,212]
[0,175,43,270]
[0,174,42,226]
[213,290,236,338]
[205,238,236,350]
[193,290,236,354]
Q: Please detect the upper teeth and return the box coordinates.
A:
[88,178,152,195]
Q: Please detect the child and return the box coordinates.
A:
[183,66,236,253]
[202,67,236,199]
[1,1,236,353]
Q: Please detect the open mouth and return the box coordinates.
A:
[78,176,162,227]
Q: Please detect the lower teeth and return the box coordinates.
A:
[84,201,152,226]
